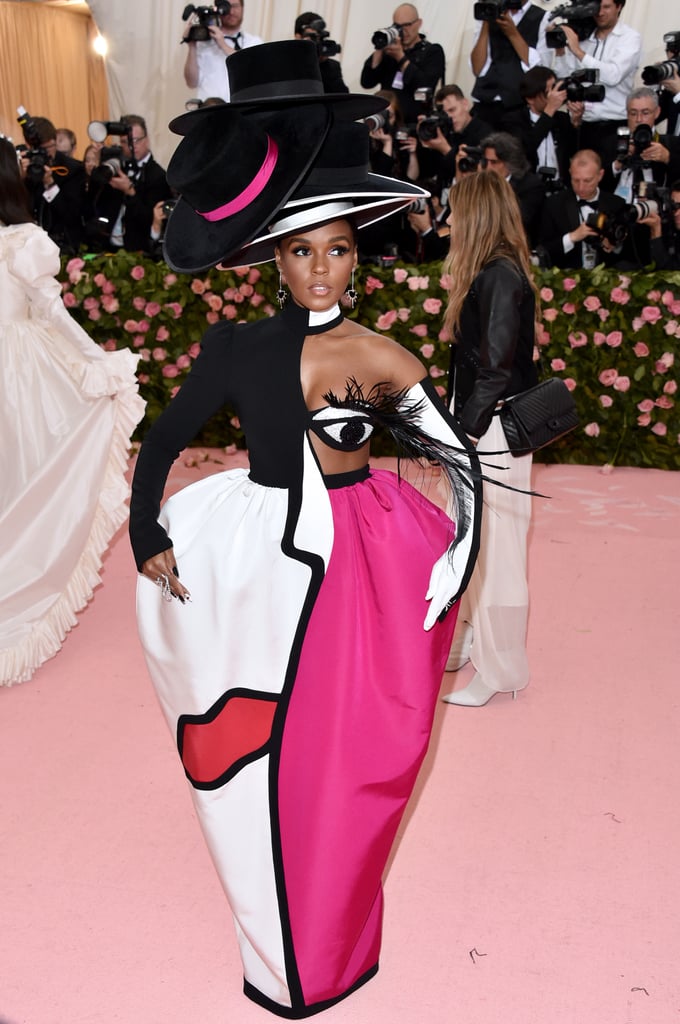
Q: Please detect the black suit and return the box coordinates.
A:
[360,36,445,124]
[83,155,171,253]
[539,189,627,268]
[510,171,545,248]
[503,106,578,183]
[659,90,680,137]
[26,153,86,254]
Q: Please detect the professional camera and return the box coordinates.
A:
[300,17,341,58]
[616,124,658,169]
[181,2,231,43]
[90,146,127,186]
[586,184,671,247]
[562,68,605,102]
[642,31,680,84]
[16,107,50,185]
[87,120,129,143]
[417,111,451,142]
[473,0,523,22]
[364,111,391,133]
[458,145,484,173]
[537,165,566,195]
[545,0,599,48]
[372,25,401,49]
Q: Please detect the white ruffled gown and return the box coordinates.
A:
[0,222,145,686]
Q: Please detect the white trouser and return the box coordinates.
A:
[452,414,533,692]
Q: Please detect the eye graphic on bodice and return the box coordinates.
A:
[309,407,374,452]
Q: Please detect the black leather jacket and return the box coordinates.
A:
[449,257,538,440]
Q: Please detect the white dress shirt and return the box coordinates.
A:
[195,30,263,101]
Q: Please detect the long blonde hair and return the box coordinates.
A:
[442,170,537,335]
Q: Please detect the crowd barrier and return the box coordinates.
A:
[58,252,680,470]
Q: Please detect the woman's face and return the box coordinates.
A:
[276,219,357,312]
[84,147,99,174]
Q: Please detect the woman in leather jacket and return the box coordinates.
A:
[441,169,539,706]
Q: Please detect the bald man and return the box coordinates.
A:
[360,4,445,123]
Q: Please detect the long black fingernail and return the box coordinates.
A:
[172,565,179,577]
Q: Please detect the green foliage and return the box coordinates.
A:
[59,253,680,468]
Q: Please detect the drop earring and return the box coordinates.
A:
[345,268,357,309]
[276,271,288,309]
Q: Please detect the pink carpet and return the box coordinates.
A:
[1,455,679,1024]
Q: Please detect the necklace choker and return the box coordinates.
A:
[308,303,341,327]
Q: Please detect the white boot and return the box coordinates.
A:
[442,673,518,707]
[445,620,472,672]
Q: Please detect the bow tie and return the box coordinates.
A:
[578,198,597,209]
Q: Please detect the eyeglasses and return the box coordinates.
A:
[130,134,147,142]
[393,19,417,29]
[628,108,656,119]
[670,201,680,212]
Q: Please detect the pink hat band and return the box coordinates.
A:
[197,135,279,223]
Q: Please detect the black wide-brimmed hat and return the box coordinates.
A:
[163,104,331,273]
[218,121,429,267]
[169,40,386,136]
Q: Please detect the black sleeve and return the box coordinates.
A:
[459,263,522,439]
[129,322,235,570]
[361,54,394,90]
[402,42,445,93]
[320,58,349,94]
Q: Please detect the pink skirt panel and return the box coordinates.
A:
[277,470,457,1005]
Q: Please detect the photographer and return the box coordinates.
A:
[656,34,680,136]
[482,131,545,245]
[294,12,348,93]
[366,91,419,180]
[638,180,680,269]
[418,84,492,185]
[545,0,641,165]
[182,1,262,102]
[505,66,579,181]
[360,5,445,124]
[470,0,552,131]
[608,88,680,199]
[539,148,627,267]
[18,115,85,255]
[83,115,172,254]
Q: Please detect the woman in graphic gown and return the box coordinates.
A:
[129,43,483,1020]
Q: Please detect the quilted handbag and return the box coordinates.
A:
[498,378,579,456]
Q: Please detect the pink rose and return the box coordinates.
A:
[133,335,145,348]
[664,320,678,336]
[613,375,630,392]
[609,287,630,304]
[655,353,674,373]
[533,345,540,361]
[633,341,650,357]
[162,365,179,378]
[164,302,183,319]
[137,373,149,384]
[562,302,576,315]
[101,280,116,295]
[132,295,146,311]
[410,324,428,338]
[62,291,77,308]
[145,301,162,318]
[376,310,398,330]
[176,354,191,369]
[656,395,674,409]
[88,308,101,321]
[163,273,177,287]
[170,385,181,398]
[205,311,219,324]
[137,319,150,333]
[599,368,618,386]
[562,278,577,291]
[66,256,85,274]
[551,358,566,371]
[139,348,150,361]
[102,338,116,351]
[568,331,587,348]
[439,273,453,291]
[663,380,678,395]
[599,395,613,408]
[206,293,223,312]
[230,416,241,429]
[584,422,600,437]
[671,301,680,316]
[429,365,445,378]
[123,319,139,332]
[605,330,623,348]
[540,287,554,302]
[222,304,237,319]
[583,295,601,311]
[250,293,265,307]
[93,273,107,287]
[564,378,576,391]
[407,275,429,291]
[68,268,84,284]
[233,266,249,277]
[632,317,645,332]
[365,275,384,295]
[438,327,452,342]
[152,347,167,361]
[188,342,201,359]
[240,283,254,297]
[593,331,606,346]
[641,305,662,324]
[223,287,237,301]
[397,307,411,322]
[435,385,446,398]
[637,399,655,413]
[248,267,261,284]
[661,289,674,307]
[191,279,207,294]
[101,296,119,313]
[597,308,610,322]
[651,422,667,436]
[130,265,145,281]
[543,307,558,322]
[537,327,551,346]
[420,343,435,358]
[155,326,169,342]
[638,412,651,427]
[232,291,244,303]
[646,290,661,302]
[394,268,408,284]
[423,297,442,315]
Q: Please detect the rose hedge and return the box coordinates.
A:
[59,252,680,469]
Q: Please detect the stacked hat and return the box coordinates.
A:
[163,40,427,273]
